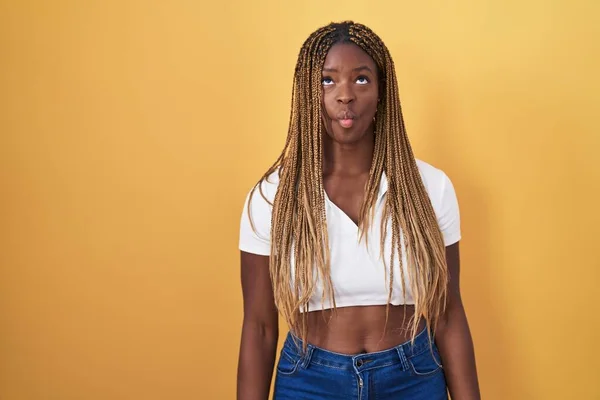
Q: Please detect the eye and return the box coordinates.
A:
[322,77,334,86]
[356,76,370,85]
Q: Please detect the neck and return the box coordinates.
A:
[322,130,374,177]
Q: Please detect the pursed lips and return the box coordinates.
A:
[337,110,357,128]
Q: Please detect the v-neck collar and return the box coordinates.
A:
[322,172,389,230]
[325,195,360,229]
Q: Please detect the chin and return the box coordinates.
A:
[334,135,361,145]
[331,127,368,144]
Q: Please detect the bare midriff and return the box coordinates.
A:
[300,304,426,354]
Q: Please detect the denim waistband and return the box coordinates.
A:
[282,326,434,372]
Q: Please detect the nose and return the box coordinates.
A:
[336,82,355,104]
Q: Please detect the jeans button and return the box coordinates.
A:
[356,359,363,367]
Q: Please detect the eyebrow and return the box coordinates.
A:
[322,65,374,73]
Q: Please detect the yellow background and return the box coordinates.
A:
[1,1,599,399]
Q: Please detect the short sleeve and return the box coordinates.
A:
[437,173,461,246]
[239,186,273,256]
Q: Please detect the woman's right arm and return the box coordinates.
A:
[236,251,279,400]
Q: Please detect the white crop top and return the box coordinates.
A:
[238,159,461,312]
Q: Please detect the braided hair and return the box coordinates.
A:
[248,21,448,348]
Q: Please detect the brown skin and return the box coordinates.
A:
[237,252,278,400]
[237,43,480,399]
[437,243,482,399]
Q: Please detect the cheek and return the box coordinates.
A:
[321,93,336,119]
[367,96,380,119]
[365,89,379,109]
[321,95,336,136]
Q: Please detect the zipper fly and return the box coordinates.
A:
[358,375,364,399]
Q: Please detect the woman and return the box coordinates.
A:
[237,21,480,400]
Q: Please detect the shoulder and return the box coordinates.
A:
[239,169,280,255]
[415,158,461,245]
[241,168,281,224]
[415,158,452,197]
[247,168,281,206]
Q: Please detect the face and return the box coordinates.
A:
[321,43,379,145]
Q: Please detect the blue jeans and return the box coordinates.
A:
[273,327,448,399]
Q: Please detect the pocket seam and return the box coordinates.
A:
[407,349,443,377]
[276,350,301,376]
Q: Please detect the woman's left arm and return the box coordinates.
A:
[435,242,481,400]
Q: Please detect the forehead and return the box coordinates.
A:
[322,43,376,71]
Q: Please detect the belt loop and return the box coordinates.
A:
[300,344,314,369]
[396,346,410,371]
